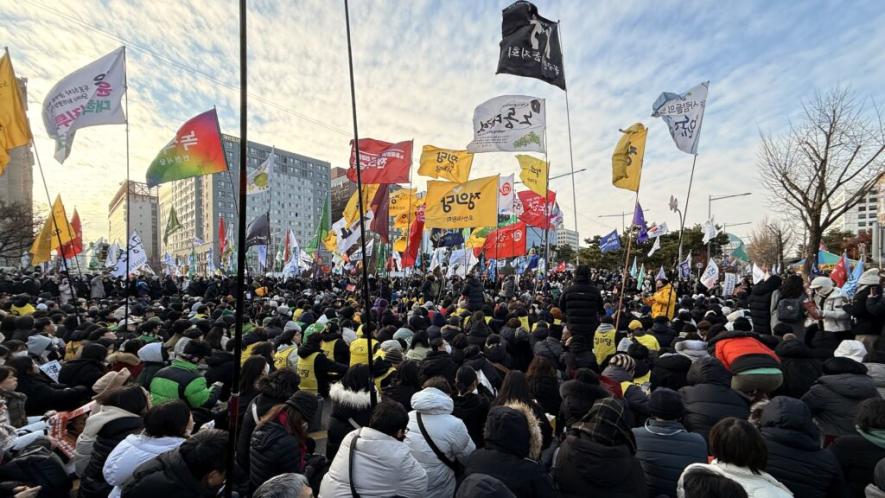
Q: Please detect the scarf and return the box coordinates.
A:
[858,426,885,450]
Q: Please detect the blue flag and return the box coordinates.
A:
[526,254,539,271]
[842,258,865,299]
[630,257,638,278]
[600,230,621,253]
[632,201,648,243]
[656,265,667,282]
[440,231,465,247]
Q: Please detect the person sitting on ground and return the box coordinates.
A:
[678,357,750,443]
[150,340,223,415]
[829,398,885,498]
[252,473,313,498]
[677,466,749,498]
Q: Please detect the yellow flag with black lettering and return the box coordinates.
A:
[425,176,498,229]
[517,155,547,197]
[612,123,647,192]
[342,184,380,225]
[31,195,75,265]
[418,145,473,183]
[0,51,32,175]
[389,188,417,216]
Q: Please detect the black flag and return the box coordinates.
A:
[496,1,566,90]
[245,212,270,248]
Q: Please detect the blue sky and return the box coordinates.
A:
[3,0,885,243]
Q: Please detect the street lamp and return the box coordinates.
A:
[708,193,752,259]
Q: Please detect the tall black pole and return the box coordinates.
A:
[225,0,248,494]
[344,0,377,407]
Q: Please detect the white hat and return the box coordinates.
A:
[810,277,834,294]
[860,269,882,286]
[35,303,48,311]
[834,340,867,364]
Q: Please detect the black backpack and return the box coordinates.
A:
[777,298,803,322]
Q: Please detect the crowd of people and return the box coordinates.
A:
[0,262,884,497]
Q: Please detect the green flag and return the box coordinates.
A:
[164,206,183,245]
[637,263,646,290]
[307,194,330,254]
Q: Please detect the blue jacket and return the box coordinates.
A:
[632,419,707,498]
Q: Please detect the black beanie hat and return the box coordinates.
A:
[648,387,684,420]
[285,391,319,423]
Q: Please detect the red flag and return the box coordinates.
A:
[831,252,849,287]
[482,222,527,260]
[347,139,412,184]
[283,229,291,263]
[517,190,556,229]
[60,209,83,259]
[401,204,425,268]
[555,261,566,273]
[369,184,390,243]
[218,216,226,256]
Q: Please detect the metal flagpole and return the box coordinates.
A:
[123,46,132,327]
[225,0,248,493]
[558,22,580,266]
[542,132,552,285]
[344,0,377,407]
[58,203,84,283]
[676,154,698,262]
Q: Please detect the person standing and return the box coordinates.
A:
[559,265,604,342]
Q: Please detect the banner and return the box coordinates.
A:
[516,189,556,229]
[611,123,647,192]
[245,212,270,248]
[722,273,737,297]
[42,47,126,163]
[389,188,417,217]
[0,51,32,174]
[482,222,527,260]
[651,81,709,155]
[342,184,380,225]
[111,231,148,277]
[447,249,479,278]
[498,174,515,216]
[517,154,547,196]
[60,209,83,259]
[30,195,76,265]
[145,109,228,187]
[418,146,473,183]
[347,138,412,184]
[247,148,273,194]
[401,204,425,268]
[496,1,566,90]
[632,202,648,243]
[424,176,499,229]
[647,223,669,238]
[466,95,546,153]
[599,230,621,253]
[701,259,720,289]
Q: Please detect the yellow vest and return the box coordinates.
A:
[273,346,297,370]
[350,338,371,367]
[634,371,651,385]
[65,341,83,362]
[374,366,395,393]
[10,304,35,316]
[518,316,529,331]
[593,331,616,367]
[241,343,258,365]
[633,334,660,352]
[297,352,320,395]
[321,339,339,360]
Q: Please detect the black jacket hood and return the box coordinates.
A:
[686,357,732,387]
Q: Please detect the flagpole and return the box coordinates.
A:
[676,153,698,263]
[542,131,552,287]
[226,0,248,494]
[122,46,133,326]
[557,21,580,267]
[344,0,377,407]
[60,206,85,283]
[614,160,645,331]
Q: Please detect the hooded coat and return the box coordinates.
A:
[121,449,219,498]
[677,461,792,498]
[236,376,299,473]
[760,396,844,498]
[326,382,374,461]
[830,431,885,498]
[650,353,693,391]
[632,418,707,498]
[17,369,90,415]
[678,357,750,442]
[558,277,604,338]
[463,403,553,498]
[772,339,822,399]
[802,357,881,437]
[58,344,107,391]
[103,433,186,498]
[747,275,782,335]
[453,390,491,448]
[75,405,145,496]
[136,342,167,389]
[404,388,476,498]
[204,350,235,401]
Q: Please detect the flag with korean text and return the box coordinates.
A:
[701,259,720,289]
[0,50,32,174]
[482,222,527,260]
[611,123,647,192]
[418,146,473,183]
[652,81,709,155]
[424,176,499,229]
[111,231,148,278]
[517,155,547,196]
[247,148,274,194]
[467,95,545,153]
[348,139,412,184]
[145,109,227,187]
[599,230,621,253]
[42,47,126,163]
[496,1,566,90]
[516,189,555,229]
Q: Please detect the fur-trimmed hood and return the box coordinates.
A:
[484,401,542,460]
[329,381,373,410]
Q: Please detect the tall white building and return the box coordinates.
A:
[159,135,331,273]
[556,227,580,251]
[836,188,879,234]
[108,181,160,265]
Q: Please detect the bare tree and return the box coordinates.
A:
[760,88,885,275]
[0,201,40,266]
[747,217,794,269]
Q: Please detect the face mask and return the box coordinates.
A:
[444,343,452,354]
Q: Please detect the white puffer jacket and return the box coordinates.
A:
[103,433,186,498]
[814,288,851,333]
[678,461,793,498]
[319,426,427,498]
[403,387,476,498]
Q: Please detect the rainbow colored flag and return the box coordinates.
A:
[145,109,227,187]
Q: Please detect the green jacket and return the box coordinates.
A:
[149,359,218,409]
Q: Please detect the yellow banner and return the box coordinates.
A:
[425,176,498,229]
[342,184,380,225]
[31,195,75,265]
[611,123,647,192]
[517,155,548,197]
[393,237,408,252]
[418,145,473,183]
[389,188,417,216]
[0,52,32,174]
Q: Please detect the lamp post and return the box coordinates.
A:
[707,193,752,259]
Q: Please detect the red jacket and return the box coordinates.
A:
[711,332,780,374]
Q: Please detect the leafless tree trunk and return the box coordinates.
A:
[759,88,885,276]
[0,201,41,267]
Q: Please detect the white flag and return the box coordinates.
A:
[467,95,546,153]
[247,148,274,195]
[42,47,127,163]
[446,249,479,278]
[429,247,447,271]
[498,174,515,216]
[647,236,661,257]
[111,231,148,277]
[752,263,766,285]
[647,223,669,238]
[651,81,709,155]
[206,248,216,274]
[701,220,718,244]
[723,272,737,297]
[104,242,120,268]
[701,259,720,289]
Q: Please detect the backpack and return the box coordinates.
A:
[777,298,803,322]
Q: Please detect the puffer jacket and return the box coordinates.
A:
[830,431,885,498]
[58,357,106,391]
[121,449,218,498]
[236,378,299,474]
[557,379,611,432]
[679,357,750,442]
[250,416,308,492]
[602,364,649,418]
[404,388,476,498]
[204,350,235,401]
[646,284,677,320]
[319,426,428,497]
[462,277,485,312]
[678,461,792,498]
[651,353,693,391]
[73,405,141,477]
[533,337,563,370]
[326,382,374,460]
[632,419,707,498]
[802,357,881,437]
[136,342,167,389]
[772,339,822,399]
[78,410,145,498]
[650,320,678,348]
[17,371,90,415]
[748,276,782,335]
[559,279,604,338]
[103,434,186,498]
[528,374,561,418]
[814,288,852,333]
[673,339,709,362]
[0,389,27,428]
[845,286,885,337]
[555,421,648,498]
[865,362,885,398]
[452,391,490,448]
[709,330,781,375]
[760,396,845,498]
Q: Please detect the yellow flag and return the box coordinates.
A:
[389,188,417,216]
[0,52,32,175]
[342,184,380,225]
[393,237,408,252]
[31,195,75,264]
[466,228,490,249]
[517,155,548,196]
[323,230,337,253]
[418,145,473,183]
[612,123,647,192]
[425,176,498,229]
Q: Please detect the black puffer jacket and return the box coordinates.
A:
[558,279,604,338]
[561,336,599,378]
[650,321,677,349]
[760,396,845,498]
[650,353,693,391]
[773,339,822,399]
[845,286,885,337]
[747,275,781,335]
[678,357,749,442]
[533,337,564,370]
[204,350,235,401]
[249,420,306,492]
[632,419,707,498]
[420,350,458,385]
[555,427,648,498]
[121,449,217,498]
[802,357,881,437]
[462,277,485,312]
[17,373,90,415]
[58,358,106,391]
[528,375,560,418]
[830,432,885,498]
[325,382,373,461]
[453,391,491,448]
[78,415,144,498]
[235,374,300,474]
[466,320,491,348]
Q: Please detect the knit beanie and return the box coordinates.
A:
[648,387,685,420]
[609,353,635,374]
[285,391,319,423]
